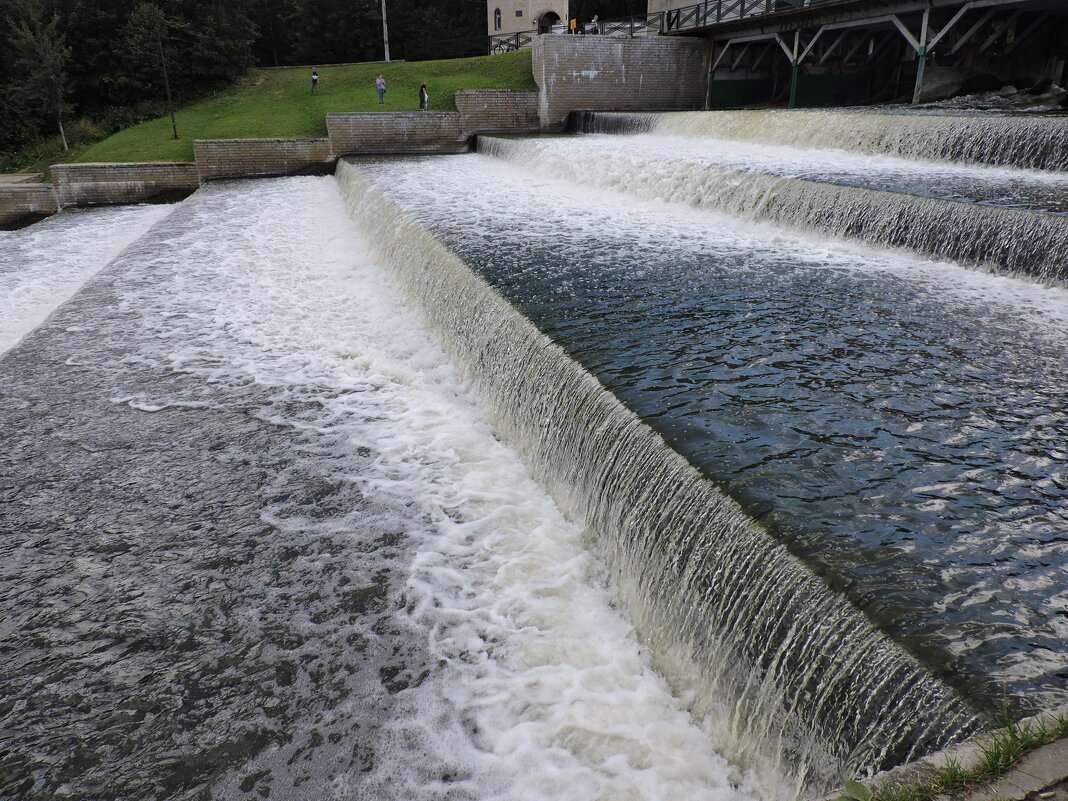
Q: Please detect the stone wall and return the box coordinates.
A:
[52,163,199,207]
[194,138,333,181]
[456,90,541,134]
[531,35,712,127]
[4,42,715,223]
[0,184,58,228]
[327,113,467,156]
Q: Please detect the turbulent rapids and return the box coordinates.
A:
[2,108,1066,801]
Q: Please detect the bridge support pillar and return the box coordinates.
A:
[910,7,931,104]
[788,30,800,108]
[912,45,928,104]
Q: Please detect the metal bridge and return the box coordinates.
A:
[600,0,1067,106]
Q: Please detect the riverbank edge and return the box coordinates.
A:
[814,704,1068,801]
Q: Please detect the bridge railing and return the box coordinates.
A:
[488,31,535,54]
[600,15,665,38]
[599,0,835,37]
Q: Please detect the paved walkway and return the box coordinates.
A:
[967,738,1068,801]
[0,174,42,184]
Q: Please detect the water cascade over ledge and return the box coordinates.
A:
[575,110,1068,172]
[335,158,986,797]
[477,136,1068,284]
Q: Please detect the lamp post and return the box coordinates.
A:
[380,0,390,62]
[156,26,178,139]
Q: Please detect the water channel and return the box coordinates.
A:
[2,109,1066,800]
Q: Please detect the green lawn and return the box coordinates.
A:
[75,50,536,164]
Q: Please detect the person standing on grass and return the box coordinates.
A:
[419,82,429,110]
[376,74,386,104]
[311,68,319,94]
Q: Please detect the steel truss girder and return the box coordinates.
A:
[1005,11,1050,54]
[980,10,1021,52]
[711,31,794,71]
[701,0,1041,42]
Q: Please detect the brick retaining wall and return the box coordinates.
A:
[0,184,59,228]
[52,162,199,207]
[194,138,333,181]
[5,43,713,224]
[327,113,467,156]
[456,90,541,134]
[532,35,712,127]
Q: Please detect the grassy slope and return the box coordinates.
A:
[75,50,535,164]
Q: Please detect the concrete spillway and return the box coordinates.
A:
[2,107,1066,801]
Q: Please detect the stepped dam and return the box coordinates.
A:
[1,108,1066,800]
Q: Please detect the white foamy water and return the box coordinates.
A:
[637,109,1068,172]
[404,149,1068,336]
[105,178,766,801]
[340,152,1068,721]
[572,132,1068,194]
[0,204,174,357]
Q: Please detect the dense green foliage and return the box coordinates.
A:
[0,0,259,164]
[0,0,634,168]
[71,50,535,164]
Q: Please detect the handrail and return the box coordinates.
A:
[489,31,535,53]
[598,0,837,37]
[413,0,827,61]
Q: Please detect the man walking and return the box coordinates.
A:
[311,68,319,94]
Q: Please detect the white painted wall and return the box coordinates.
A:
[488,1,570,37]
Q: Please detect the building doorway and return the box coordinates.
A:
[538,10,562,33]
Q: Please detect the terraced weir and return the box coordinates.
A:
[2,108,1066,801]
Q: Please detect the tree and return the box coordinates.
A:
[123,2,180,138]
[8,8,73,149]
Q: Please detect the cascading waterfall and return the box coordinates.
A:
[478,135,1068,283]
[335,158,986,797]
[574,110,1068,171]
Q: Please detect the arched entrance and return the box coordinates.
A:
[537,10,561,33]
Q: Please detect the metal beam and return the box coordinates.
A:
[818,28,851,64]
[979,10,1021,52]
[950,8,996,52]
[1005,10,1049,54]
[889,14,922,51]
[696,0,1043,42]
[798,26,828,63]
[870,28,899,59]
[912,6,931,103]
[711,32,794,71]
[731,42,752,70]
[751,40,774,70]
[841,31,871,64]
[928,1,977,48]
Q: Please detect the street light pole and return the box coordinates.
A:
[156,28,178,139]
[380,0,390,62]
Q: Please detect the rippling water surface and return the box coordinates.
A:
[0,179,763,801]
[0,204,173,355]
[528,133,1068,214]
[354,152,1068,712]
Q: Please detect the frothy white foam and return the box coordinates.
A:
[104,177,768,801]
[0,204,173,357]
[383,147,1068,338]
[573,131,1068,190]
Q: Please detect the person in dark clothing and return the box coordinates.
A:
[419,82,429,110]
